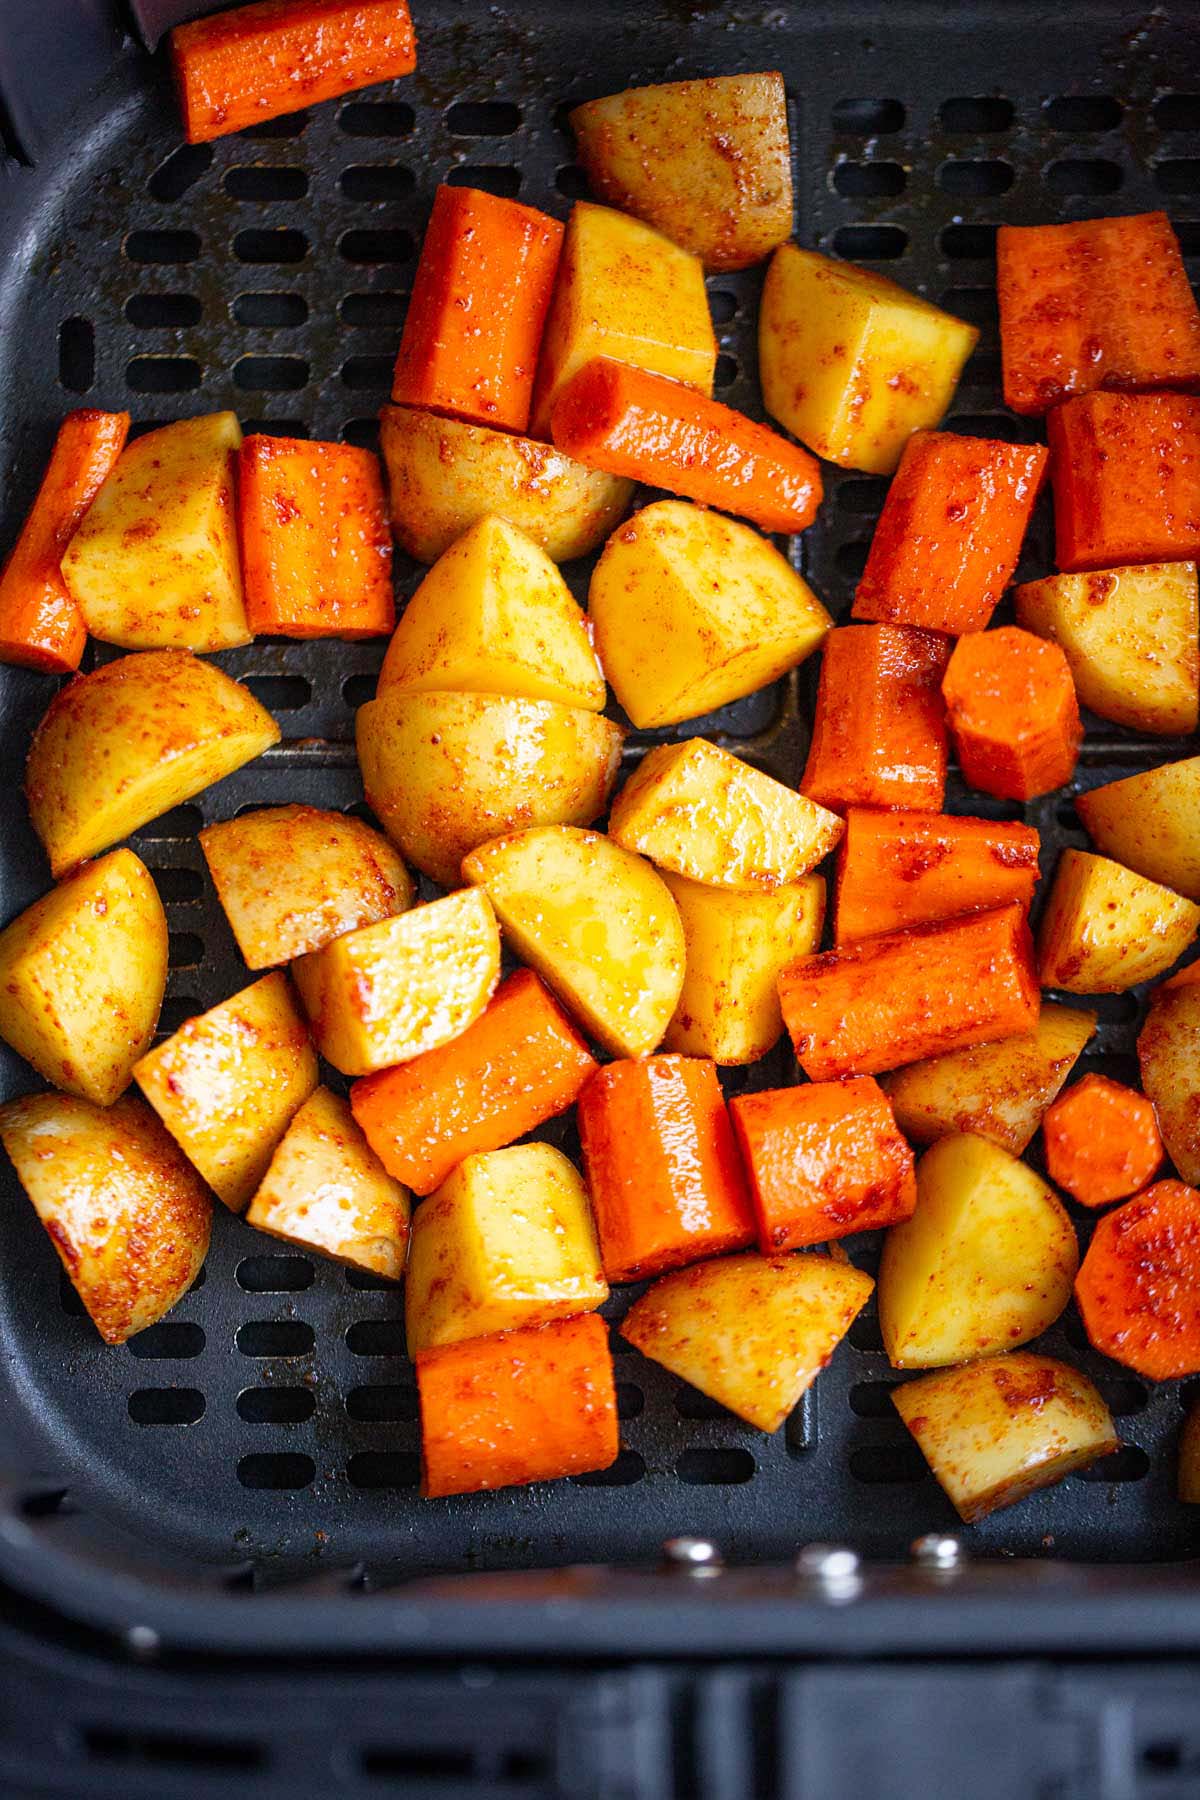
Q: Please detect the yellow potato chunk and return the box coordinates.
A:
[246,1088,410,1279]
[1077,757,1200,902]
[1180,1401,1200,1503]
[134,971,317,1213]
[25,649,280,878]
[877,1133,1078,1369]
[589,500,831,728]
[62,413,250,652]
[463,826,684,1058]
[1015,563,1199,736]
[291,888,500,1077]
[1138,983,1200,1188]
[405,1142,608,1354]
[759,245,979,473]
[622,1251,873,1432]
[378,514,605,710]
[0,849,167,1104]
[0,1091,211,1344]
[529,201,716,437]
[893,1353,1119,1522]
[1037,848,1200,993]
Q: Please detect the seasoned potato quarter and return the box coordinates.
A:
[1077,757,1200,902]
[1138,983,1200,1187]
[1037,849,1200,992]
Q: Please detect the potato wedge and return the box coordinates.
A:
[134,971,317,1212]
[609,739,842,890]
[1037,849,1200,992]
[291,888,500,1076]
[0,1091,210,1344]
[200,804,413,969]
[878,1133,1078,1368]
[622,1251,873,1432]
[589,500,831,728]
[25,650,280,877]
[1077,758,1200,902]
[463,826,684,1058]
[893,1353,1119,1522]
[1137,982,1200,1187]
[62,413,250,651]
[1180,1401,1200,1503]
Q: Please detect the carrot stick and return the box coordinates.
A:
[549,356,822,533]
[800,623,950,813]
[1043,1073,1162,1209]
[0,410,128,673]
[834,807,1040,944]
[1074,1180,1200,1378]
[1048,391,1200,572]
[941,625,1081,801]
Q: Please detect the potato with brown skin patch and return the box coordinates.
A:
[1138,981,1200,1188]
[1077,757,1200,902]
[1037,849,1200,993]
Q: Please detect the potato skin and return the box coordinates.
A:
[1137,983,1200,1187]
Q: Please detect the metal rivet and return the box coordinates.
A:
[662,1536,723,1574]
[910,1534,964,1570]
[126,1624,160,1660]
[796,1542,860,1582]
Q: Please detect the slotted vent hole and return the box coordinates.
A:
[341,290,407,327]
[347,1452,421,1489]
[126,293,203,329]
[447,163,522,197]
[938,158,1014,196]
[941,222,998,259]
[127,1322,205,1360]
[341,163,416,202]
[1045,158,1123,196]
[236,1321,315,1358]
[849,1443,929,1483]
[1075,1446,1151,1483]
[234,355,309,391]
[225,165,309,201]
[237,1255,314,1293]
[1156,94,1200,131]
[572,1450,646,1488]
[340,228,415,265]
[82,1729,264,1771]
[342,354,394,390]
[340,100,415,137]
[245,111,308,139]
[58,317,94,393]
[346,1385,418,1422]
[128,1388,205,1426]
[237,1387,316,1424]
[1155,159,1200,194]
[167,931,203,968]
[234,290,308,327]
[1045,94,1122,132]
[939,95,1014,132]
[126,228,201,265]
[832,97,905,135]
[342,673,378,706]
[831,224,907,260]
[126,356,203,393]
[833,159,906,197]
[709,289,738,324]
[342,417,382,450]
[676,1448,755,1486]
[148,142,214,201]
[346,1319,407,1356]
[233,228,309,264]
[446,99,521,135]
[556,163,590,198]
[243,674,311,708]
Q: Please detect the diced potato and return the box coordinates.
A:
[378,515,605,711]
[1138,983,1200,1187]
[1037,849,1200,993]
[622,1251,873,1432]
[893,1353,1119,1522]
[405,1142,608,1354]
[662,871,825,1064]
[609,739,842,890]
[291,888,500,1076]
[200,804,413,969]
[62,413,250,652]
[0,1091,211,1344]
[134,971,317,1213]
[759,246,979,473]
[1015,563,1199,736]
[877,1133,1078,1369]
[589,500,831,728]
[1077,758,1200,902]
[569,72,792,272]
[25,649,280,878]
[463,826,684,1058]
[1180,1401,1200,1503]
[879,1002,1097,1155]
[245,1088,410,1279]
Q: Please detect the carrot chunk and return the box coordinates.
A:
[941,625,1082,802]
[997,213,1200,416]
[1074,1180,1200,1378]
[577,1054,755,1283]
[800,623,950,813]
[350,969,597,1196]
[391,186,564,434]
[549,357,822,533]
[417,1314,618,1497]
[1043,1073,1163,1209]
[731,1076,916,1252]
[779,902,1039,1081]
[1048,391,1200,572]
[238,435,393,638]
[834,807,1040,945]
[0,410,128,673]
[851,431,1047,635]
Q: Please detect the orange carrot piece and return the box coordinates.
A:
[779,901,1039,1081]
[549,356,822,533]
[730,1076,916,1252]
[997,213,1200,416]
[941,625,1081,802]
[1043,1073,1163,1209]
[577,1054,755,1283]
[350,968,597,1196]
[851,431,1047,635]
[0,410,128,673]
[417,1313,618,1497]
[834,807,1040,945]
[1048,391,1200,572]
[800,623,950,813]
[391,186,564,434]
[1075,1180,1200,1378]
[171,0,417,145]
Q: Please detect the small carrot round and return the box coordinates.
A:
[1075,1179,1200,1378]
[941,625,1081,801]
[1043,1073,1163,1208]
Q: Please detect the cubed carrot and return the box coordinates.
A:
[731,1076,916,1252]
[417,1313,618,1497]
[941,625,1081,801]
[1075,1180,1200,1378]
[391,185,564,435]
[1043,1073,1163,1209]
[834,807,1040,944]
[997,213,1200,416]
[800,623,950,813]
[238,435,393,638]
[851,431,1047,635]
[171,0,417,144]
[1048,391,1200,572]
[779,901,1039,1081]
[350,968,597,1196]
[576,1054,755,1283]
[0,410,128,673]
